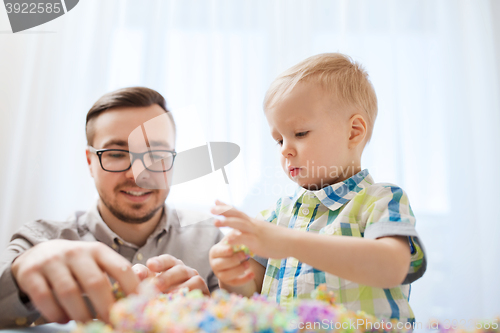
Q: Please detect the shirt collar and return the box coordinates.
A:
[292,169,374,212]
[82,201,170,249]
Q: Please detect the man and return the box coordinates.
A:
[0,87,223,328]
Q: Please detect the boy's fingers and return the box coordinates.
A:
[227,269,255,286]
[210,243,235,258]
[210,205,249,219]
[226,234,254,251]
[216,261,250,282]
[215,217,254,233]
[211,252,248,271]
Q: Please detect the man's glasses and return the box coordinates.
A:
[88,146,177,172]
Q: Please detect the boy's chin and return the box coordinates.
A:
[297,180,325,191]
[295,177,338,190]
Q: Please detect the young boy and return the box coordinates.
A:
[209,53,426,322]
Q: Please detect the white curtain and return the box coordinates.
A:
[1,0,499,327]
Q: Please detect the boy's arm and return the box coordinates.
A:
[218,259,265,297]
[212,201,415,290]
[287,233,411,288]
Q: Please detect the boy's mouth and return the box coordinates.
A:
[289,167,301,177]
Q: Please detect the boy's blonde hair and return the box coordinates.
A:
[264,53,378,142]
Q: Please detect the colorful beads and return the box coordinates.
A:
[74,281,415,333]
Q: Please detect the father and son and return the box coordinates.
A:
[0,53,426,328]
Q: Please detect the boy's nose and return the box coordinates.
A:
[280,142,296,157]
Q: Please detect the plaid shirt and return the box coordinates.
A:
[255,169,426,322]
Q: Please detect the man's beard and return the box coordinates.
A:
[103,199,164,224]
[100,181,166,224]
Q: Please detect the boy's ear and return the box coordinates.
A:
[348,114,367,149]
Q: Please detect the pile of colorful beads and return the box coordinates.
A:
[74,282,411,333]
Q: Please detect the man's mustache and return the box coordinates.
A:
[115,181,159,192]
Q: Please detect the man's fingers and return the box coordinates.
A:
[43,262,92,323]
[154,265,197,293]
[146,254,180,273]
[69,257,114,323]
[22,273,69,323]
[173,275,210,296]
[93,244,140,296]
[132,264,155,281]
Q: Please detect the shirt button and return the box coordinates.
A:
[302,208,309,215]
[117,239,124,245]
[157,238,163,244]
[137,253,144,261]
[111,243,118,250]
[15,317,27,326]
[282,288,290,296]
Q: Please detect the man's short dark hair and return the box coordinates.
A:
[86,87,175,146]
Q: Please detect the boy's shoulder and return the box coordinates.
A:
[358,181,408,196]
[354,183,407,200]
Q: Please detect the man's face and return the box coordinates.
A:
[86,105,175,224]
[265,82,354,190]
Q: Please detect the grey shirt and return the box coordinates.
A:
[0,203,224,328]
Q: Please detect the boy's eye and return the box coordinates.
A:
[276,139,283,146]
[296,131,309,138]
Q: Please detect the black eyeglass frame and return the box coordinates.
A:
[88,146,177,173]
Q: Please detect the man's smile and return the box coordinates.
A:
[120,189,153,202]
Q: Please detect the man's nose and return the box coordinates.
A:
[125,158,148,180]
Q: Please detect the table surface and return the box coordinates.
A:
[0,322,76,333]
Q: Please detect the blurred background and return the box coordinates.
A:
[1,0,499,328]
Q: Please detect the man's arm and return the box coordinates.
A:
[0,238,41,328]
[5,239,140,327]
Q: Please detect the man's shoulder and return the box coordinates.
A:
[12,211,91,245]
[170,208,214,226]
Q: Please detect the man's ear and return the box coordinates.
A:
[86,148,94,178]
[348,114,367,149]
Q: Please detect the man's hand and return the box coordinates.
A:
[208,235,254,287]
[10,240,139,324]
[132,254,209,296]
[210,200,292,259]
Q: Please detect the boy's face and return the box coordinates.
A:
[265,82,356,190]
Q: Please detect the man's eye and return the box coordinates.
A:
[296,131,309,137]
[109,153,126,158]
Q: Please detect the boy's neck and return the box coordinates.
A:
[303,163,363,190]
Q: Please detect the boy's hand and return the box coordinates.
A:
[209,235,255,286]
[210,200,292,259]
